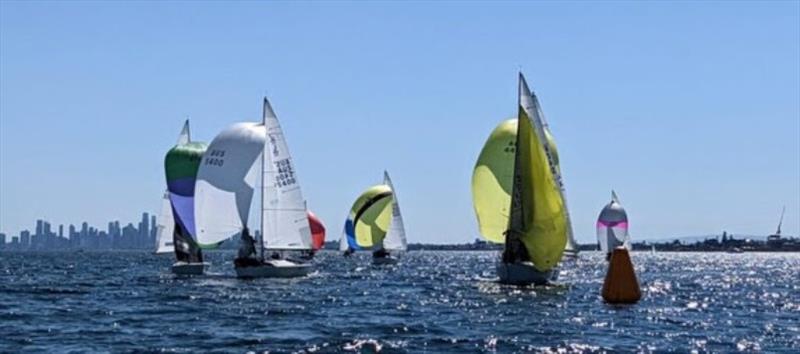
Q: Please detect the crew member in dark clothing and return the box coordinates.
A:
[234,228,261,267]
[502,231,530,263]
[174,227,203,263]
[373,248,389,258]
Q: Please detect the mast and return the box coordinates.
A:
[506,72,569,271]
[260,97,269,261]
[504,73,526,262]
[777,206,785,235]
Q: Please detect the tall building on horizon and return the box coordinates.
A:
[20,230,30,248]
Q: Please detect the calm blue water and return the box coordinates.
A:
[1,251,798,353]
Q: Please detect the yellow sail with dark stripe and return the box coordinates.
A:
[507,74,567,272]
[345,184,394,248]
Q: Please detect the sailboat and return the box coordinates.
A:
[162,120,209,275]
[472,73,572,285]
[194,97,313,278]
[596,190,631,259]
[340,171,407,265]
[154,191,175,254]
[767,206,786,246]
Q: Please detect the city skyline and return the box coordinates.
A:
[0,212,158,251]
[1,2,798,243]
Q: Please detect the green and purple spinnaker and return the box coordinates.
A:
[165,138,207,240]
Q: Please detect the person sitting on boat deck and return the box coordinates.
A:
[270,252,282,260]
[343,249,354,257]
[234,227,261,267]
[373,248,390,258]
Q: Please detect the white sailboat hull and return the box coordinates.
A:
[372,255,399,265]
[172,261,209,275]
[235,259,313,278]
[496,261,556,285]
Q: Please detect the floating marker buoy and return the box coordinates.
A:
[602,247,641,304]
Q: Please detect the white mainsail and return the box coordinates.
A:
[261,98,312,250]
[381,171,407,251]
[194,122,265,247]
[155,191,175,254]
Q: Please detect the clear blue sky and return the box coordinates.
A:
[1,1,798,244]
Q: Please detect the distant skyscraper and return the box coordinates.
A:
[59,225,64,238]
[0,233,5,247]
[20,230,30,248]
[35,220,44,236]
[139,212,150,248]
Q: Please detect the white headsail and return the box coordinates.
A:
[177,119,191,145]
[194,122,265,247]
[339,230,349,251]
[261,98,312,250]
[381,171,407,251]
[155,191,175,254]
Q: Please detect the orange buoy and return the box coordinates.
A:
[602,247,641,304]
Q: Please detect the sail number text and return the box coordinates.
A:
[204,149,225,167]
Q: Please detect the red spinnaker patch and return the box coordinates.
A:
[308,211,326,250]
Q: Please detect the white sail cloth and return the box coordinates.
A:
[381,171,407,251]
[260,98,312,250]
[155,191,175,254]
[194,122,265,247]
[596,191,630,253]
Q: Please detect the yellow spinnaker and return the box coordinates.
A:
[347,184,394,248]
[471,120,563,247]
[471,119,517,243]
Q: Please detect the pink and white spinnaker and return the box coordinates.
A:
[596,191,630,254]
